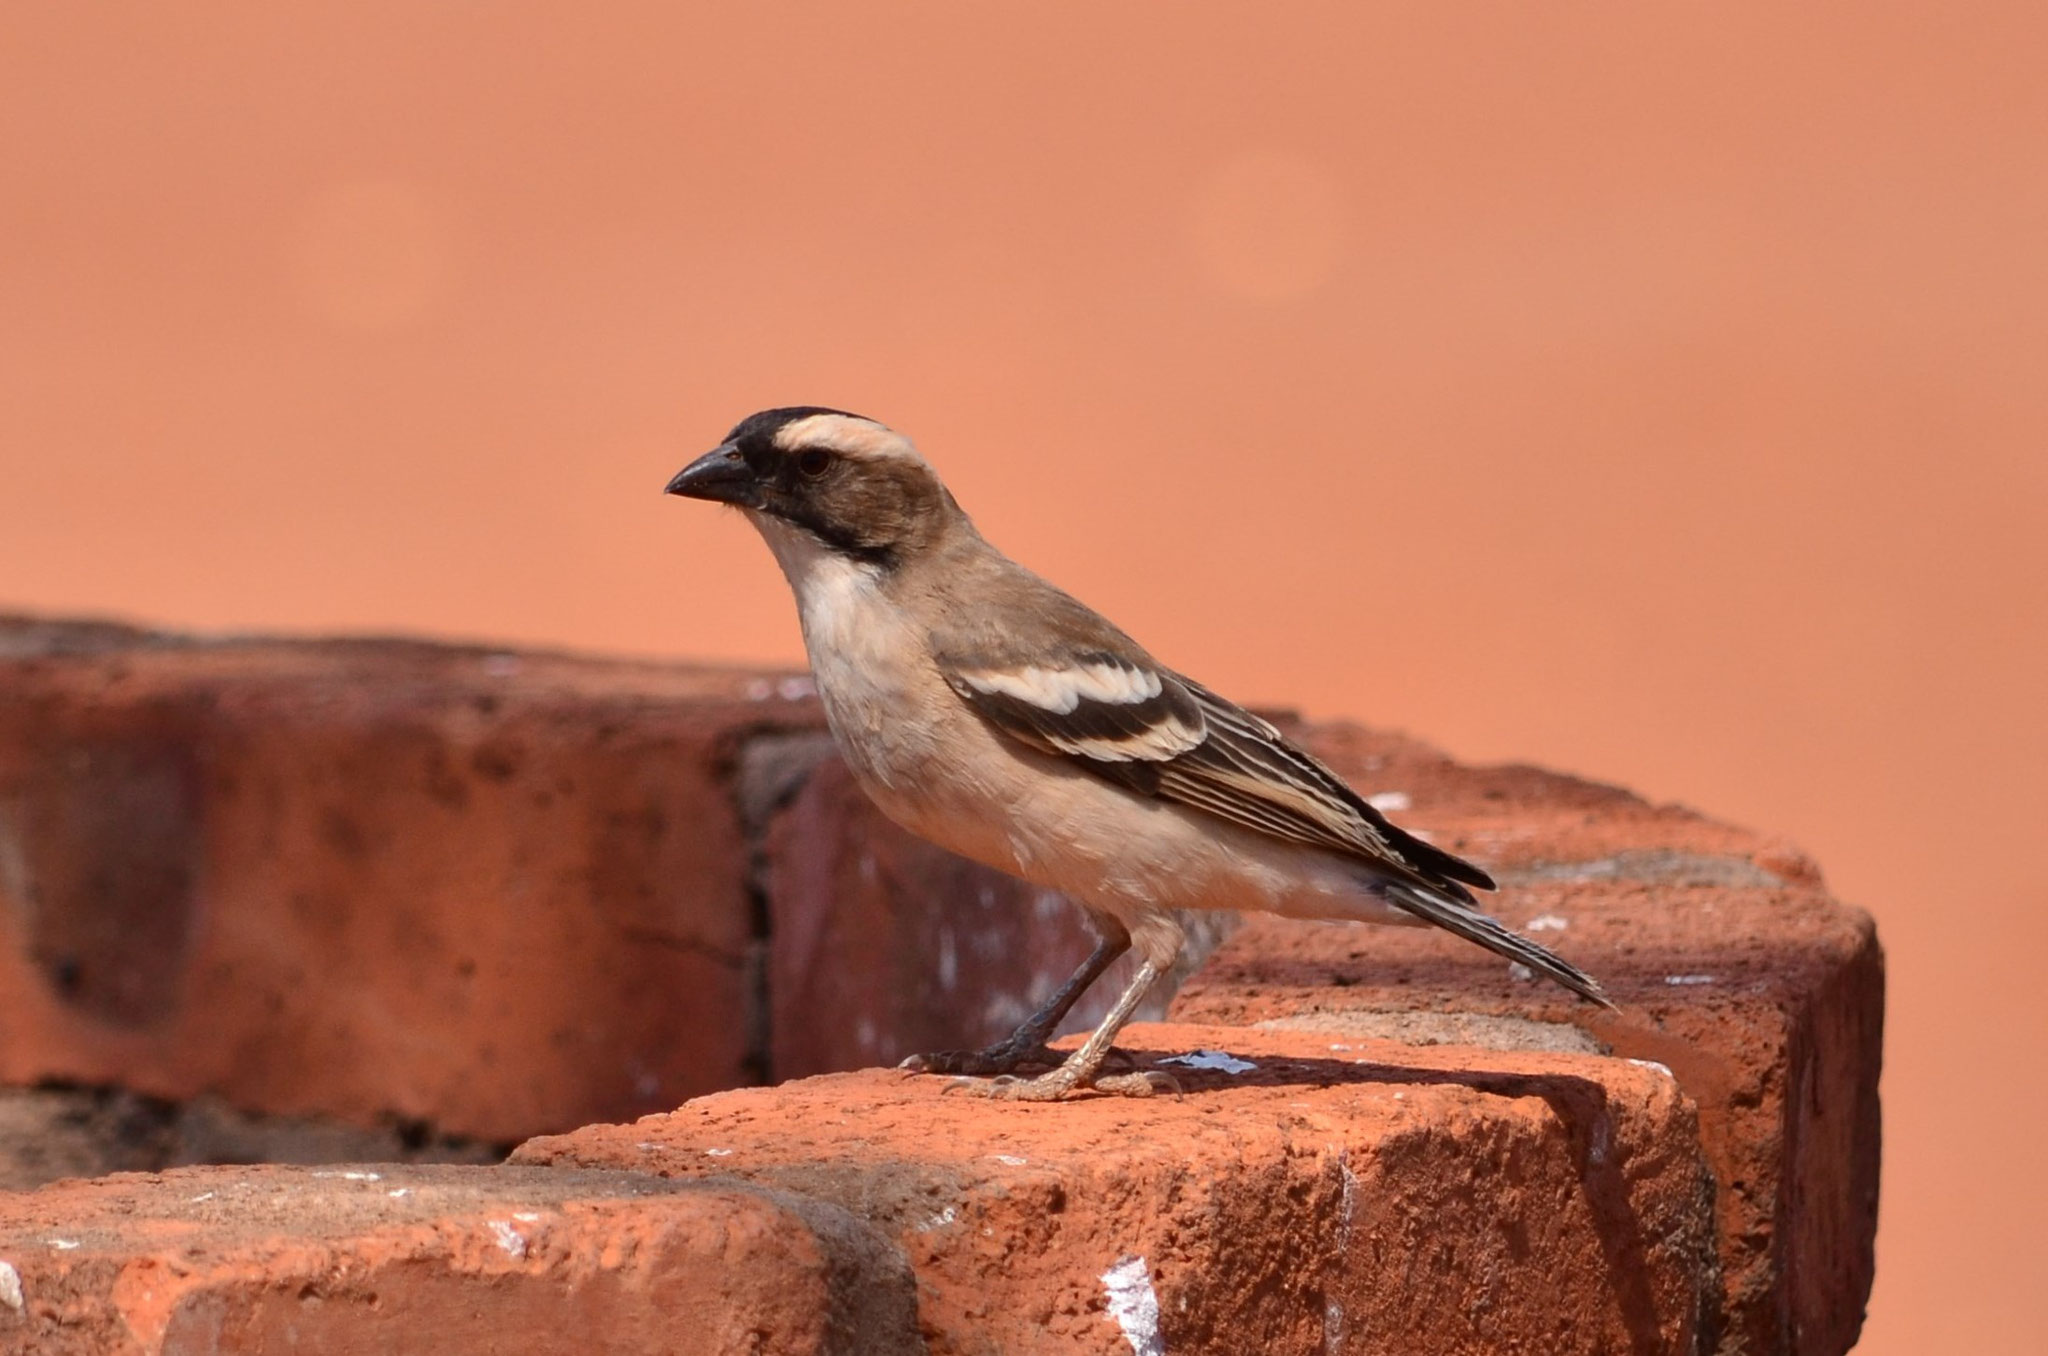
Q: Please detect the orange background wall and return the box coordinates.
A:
[3,6,2041,1349]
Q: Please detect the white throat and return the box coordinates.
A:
[742,509,925,797]
[745,511,887,653]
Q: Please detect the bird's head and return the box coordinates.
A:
[665,407,957,568]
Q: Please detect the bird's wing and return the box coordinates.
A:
[927,575,1620,1007]
[933,628,1492,902]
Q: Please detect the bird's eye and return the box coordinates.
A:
[796,448,833,478]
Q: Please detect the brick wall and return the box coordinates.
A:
[0,618,1880,1354]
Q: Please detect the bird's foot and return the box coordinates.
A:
[898,1042,1063,1078]
[940,1064,1180,1102]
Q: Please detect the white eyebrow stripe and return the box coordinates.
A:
[772,413,919,461]
[958,661,1164,714]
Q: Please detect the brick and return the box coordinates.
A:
[0,617,1881,1354]
[0,618,821,1141]
[0,1163,918,1356]
[515,1022,1718,1356]
[0,1086,500,1194]
[1165,727,1881,1356]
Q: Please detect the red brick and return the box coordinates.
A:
[516,1022,1718,1356]
[0,1163,917,1355]
[0,618,1881,1354]
[1167,728,1881,1356]
[0,1085,503,1194]
[0,619,820,1141]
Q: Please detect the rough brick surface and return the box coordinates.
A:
[0,1086,502,1194]
[515,1023,1718,1356]
[1166,726,1882,1356]
[0,1164,919,1355]
[0,618,818,1141]
[0,617,1882,1356]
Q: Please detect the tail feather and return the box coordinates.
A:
[1383,883,1616,1010]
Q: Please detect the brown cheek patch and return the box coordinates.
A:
[815,463,947,554]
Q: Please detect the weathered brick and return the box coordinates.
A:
[0,1164,918,1355]
[516,1022,1718,1356]
[1166,726,1881,1356]
[0,618,820,1141]
[0,1086,500,1194]
[0,617,1881,1356]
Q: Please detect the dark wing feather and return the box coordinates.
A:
[932,604,1611,1006]
[936,645,1491,902]
[1168,675,1496,899]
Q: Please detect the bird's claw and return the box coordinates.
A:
[935,1066,1179,1101]
[939,1073,1052,1099]
[899,1044,1061,1077]
[1093,1070,1182,1099]
[943,1071,1077,1101]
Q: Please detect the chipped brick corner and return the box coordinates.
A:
[0,617,1881,1354]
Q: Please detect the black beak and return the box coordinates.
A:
[664,444,762,507]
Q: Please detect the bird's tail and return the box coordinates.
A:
[1382,882,1617,1010]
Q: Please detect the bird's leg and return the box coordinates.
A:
[952,954,1177,1101]
[898,921,1131,1077]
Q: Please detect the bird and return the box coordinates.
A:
[665,406,1613,1100]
